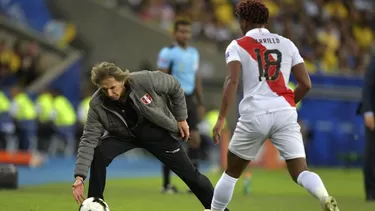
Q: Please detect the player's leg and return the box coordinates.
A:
[211,115,268,211]
[271,110,339,211]
[210,151,249,211]
[88,137,136,199]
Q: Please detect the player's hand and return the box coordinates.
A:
[365,114,375,131]
[72,176,85,204]
[178,120,190,142]
[198,105,206,121]
[213,119,225,145]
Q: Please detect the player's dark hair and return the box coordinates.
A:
[174,19,191,32]
[235,0,269,24]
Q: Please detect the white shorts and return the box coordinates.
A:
[229,109,306,161]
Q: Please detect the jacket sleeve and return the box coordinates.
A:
[149,71,188,121]
[74,105,103,179]
[361,55,375,114]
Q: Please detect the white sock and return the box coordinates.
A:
[211,173,238,211]
[297,170,329,201]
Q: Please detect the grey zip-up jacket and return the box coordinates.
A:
[74,70,187,179]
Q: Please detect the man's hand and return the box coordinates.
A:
[198,105,206,121]
[365,114,375,131]
[213,119,225,145]
[72,176,85,204]
[178,120,190,141]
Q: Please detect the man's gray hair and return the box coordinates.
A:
[91,62,130,85]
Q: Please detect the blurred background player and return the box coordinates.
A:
[157,19,205,193]
[358,49,375,201]
[210,1,339,211]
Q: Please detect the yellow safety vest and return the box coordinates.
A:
[78,97,91,124]
[53,95,76,126]
[14,93,36,121]
[0,91,10,113]
[288,82,302,110]
[36,93,54,123]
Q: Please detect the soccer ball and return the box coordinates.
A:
[79,197,110,211]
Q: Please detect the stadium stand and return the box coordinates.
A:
[0,0,362,167]
[0,29,62,88]
[0,0,369,168]
[0,1,83,171]
[123,0,374,75]
[0,1,374,209]
[0,0,374,168]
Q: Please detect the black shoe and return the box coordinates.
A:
[161,185,179,194]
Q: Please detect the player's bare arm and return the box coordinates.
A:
[219,61,241,120]
[291,63,311,104]
[213,61,241,144]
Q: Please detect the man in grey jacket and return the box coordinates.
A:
[71,62,228,211]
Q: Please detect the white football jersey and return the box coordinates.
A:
[225,28,304,116]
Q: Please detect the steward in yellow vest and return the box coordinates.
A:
[9,86,37,151]
[0,91,15,148]
[35,89,55,152]
[51,90,77,157]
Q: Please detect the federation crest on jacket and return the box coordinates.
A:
[141,93,153,105]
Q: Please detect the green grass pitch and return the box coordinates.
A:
[0,168,373,211]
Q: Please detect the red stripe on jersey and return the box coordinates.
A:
[236,36,295,107]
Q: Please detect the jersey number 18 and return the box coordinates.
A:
[254,49,282,81]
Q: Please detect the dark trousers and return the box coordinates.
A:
[87,122,223,210]
[364,127,375,199]
[162,94,201,187]
[37,122,54,153]
[0,131,5,149]
[16,120,36,151]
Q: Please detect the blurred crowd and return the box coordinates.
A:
[0,86,93,158]
[0,39,43,88]
[122,0,375,76]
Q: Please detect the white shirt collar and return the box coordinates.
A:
[245,28,270,36]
